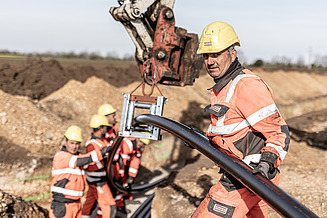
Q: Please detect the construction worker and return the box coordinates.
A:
[81,115,116,218]
[49,125,110,218]
[97,103,121,216]
[115,137,150,214]
[97,103,118,144]
[192,21,290,217]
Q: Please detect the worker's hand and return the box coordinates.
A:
[126,176,135,191]
[100,146,111,156]
[127,176,135,185]
[252,161,275,179]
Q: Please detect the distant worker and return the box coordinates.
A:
[98,104,118,144]
[192,21,290,217]
[49,125,110,218]
[97,103,121,215]
[81,115,116,218]
[115,137,150,214]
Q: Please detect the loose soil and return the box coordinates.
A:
[0,57,326,217]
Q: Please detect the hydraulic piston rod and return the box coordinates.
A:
[135,114,318,218]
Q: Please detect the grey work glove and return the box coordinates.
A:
[252,161,273,179]
[126,176,135,192]
[100,146,111,156]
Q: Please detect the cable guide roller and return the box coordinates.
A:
[119,93,167,140]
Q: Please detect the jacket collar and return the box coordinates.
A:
[209,58,245,93]
[91,133,104,141]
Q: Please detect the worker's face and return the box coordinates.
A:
[106,112,117,125]
[100,126,107,136]
[65,139,81,154]
[203,48,237,80]
[136,140,145,150]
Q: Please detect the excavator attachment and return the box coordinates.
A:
[119,93,167,140]
[110,0,203,86]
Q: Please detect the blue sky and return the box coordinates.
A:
[1,0,326,64]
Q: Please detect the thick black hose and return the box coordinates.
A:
[135,114,318,218]
[130,193,155,218]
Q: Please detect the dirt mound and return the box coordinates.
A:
[0,57,141,100]
[0,189,48,218]
[0,58,68,99]
[1,58,327,217]
[0,89,65,154]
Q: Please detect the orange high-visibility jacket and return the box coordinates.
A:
[119,138,143,179]
[84,134,110,184]
[206,61,290,169]
[50,146,103,202]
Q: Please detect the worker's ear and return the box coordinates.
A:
[231,49,237,61]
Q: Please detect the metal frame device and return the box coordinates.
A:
[119,93,167,140]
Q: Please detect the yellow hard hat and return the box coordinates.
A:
[64,125,83,142]
[197,21,240,54]
[98,104,117,116]
[90,114,109,128]
[139,138,150,145]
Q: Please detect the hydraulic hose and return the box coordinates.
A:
[130,193,155,218]
[106,136,168,194]
[135,114,318,218]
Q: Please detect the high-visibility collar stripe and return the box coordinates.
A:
[207,104,278,135]
[86,171,106,177]
[86,139,104,148]
[52,168,85,176]
[225,74,257,102]
[266,143,287,160]
[51,186,84,197]
[129,167,138,174]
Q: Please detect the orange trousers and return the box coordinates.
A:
[49,201,81,218]
[192,172,280,218]
[81,183,116,218]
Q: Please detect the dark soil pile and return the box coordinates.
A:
[0,136,33,165]
[286,109,327,149]
[0,57,141,100]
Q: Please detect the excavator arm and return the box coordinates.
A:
[110,0,203,140]
[110,0,203,86]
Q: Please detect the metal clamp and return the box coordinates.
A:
[119,93,167,140]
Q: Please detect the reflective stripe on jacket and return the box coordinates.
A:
[206,61,290,168]
[119,138,143,179]
[84,134,110,183]
[51,146,103,201]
